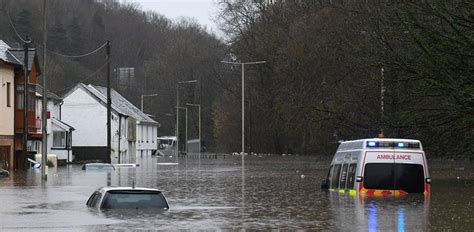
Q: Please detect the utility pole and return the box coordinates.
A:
[41,0,48,180]
[176,80,197,158]
[176,85,179,158]
[23,38,30,169]
[106,41,111,163]
[186,103,201,156]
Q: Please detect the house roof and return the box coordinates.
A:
[89,84,159,126]
[8,48,38,71]
[52,118,75,131]
[0,40,22,66]
[63,83,159,126]
[36,85,62,102]
[0,40,40,73]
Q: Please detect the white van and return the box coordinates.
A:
[321,138,431,196]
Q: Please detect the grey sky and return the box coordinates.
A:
[129,0,220,33]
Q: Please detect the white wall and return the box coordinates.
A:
[62,88,108,146]
[0,66,14,136]
[136,124,157,156]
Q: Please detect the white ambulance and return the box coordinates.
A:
[321,138,431,196]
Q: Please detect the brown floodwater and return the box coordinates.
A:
[0,155,472,231]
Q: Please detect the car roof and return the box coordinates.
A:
[342,138,421,143]
[97,186,162,193]
[85,163,114,166]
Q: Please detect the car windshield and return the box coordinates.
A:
[363,163,425,193]
[101,190,168,209]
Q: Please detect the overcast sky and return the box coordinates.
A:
[129,0,220,34]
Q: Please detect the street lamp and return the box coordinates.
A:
[176,80,197,157]
[221,60,265,158]
[186,103,201,156]
[176,106,188,155]
[141,93,158,112]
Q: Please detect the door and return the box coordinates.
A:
[0,146,10,170]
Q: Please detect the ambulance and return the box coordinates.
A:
[321,138,431,196]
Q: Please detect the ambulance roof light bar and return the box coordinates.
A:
[366,141,420,149]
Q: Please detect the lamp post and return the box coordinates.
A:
[141,93,158,112]
[186,103,201,156]
[176,106,188,155]
[176,80,197,157]
[221,61,265,159]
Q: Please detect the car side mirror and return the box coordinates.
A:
[356,176,363,182]
[425,178,431,184]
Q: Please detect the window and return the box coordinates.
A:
[53,131,66,148]
[28,92,34,110]
[6,82,11,107]
[88,192,102,208]
[102,191,168,209]
[363,163,425,193]
[331,164,341,189]
[16,92,24,109]
[339,164,348,189]
[346,163,357,189]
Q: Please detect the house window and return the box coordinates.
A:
[53,131,66,148]
[28,91,34,110]
[16,92,24,109]
[6,82,11,107]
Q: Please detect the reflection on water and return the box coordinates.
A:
[0,156,472,230]
[328,193,429,231]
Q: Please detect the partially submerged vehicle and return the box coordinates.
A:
[157,136,176,156]
[321,138,430,196]
[87,186,169,210]
[82,163,115,171]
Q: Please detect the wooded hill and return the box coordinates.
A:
[0,0,228,151]
[1,0,472,158]
[214,0,473,158]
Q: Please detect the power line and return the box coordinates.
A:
[52,61,108,93]
[4,9,31,44]
[48,42,108,58]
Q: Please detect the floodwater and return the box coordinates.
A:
[0,155,473,231]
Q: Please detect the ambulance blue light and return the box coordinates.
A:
[397,143,404,147]
[368,141,377,147]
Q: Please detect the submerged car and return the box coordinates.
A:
[82,163,115,171]
[87,187,169,210]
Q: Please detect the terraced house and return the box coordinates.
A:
[0,40,41,170]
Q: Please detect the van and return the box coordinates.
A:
[321,138,430,196]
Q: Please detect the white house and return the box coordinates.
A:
[29,85,74,164]
[61,83,159,163]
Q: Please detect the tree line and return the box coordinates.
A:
[214,0,473,158]
[0,0,472,158]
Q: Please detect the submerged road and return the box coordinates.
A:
[0,155,472,231]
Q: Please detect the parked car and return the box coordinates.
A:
[87,187,169,210]
[82,163,115,171]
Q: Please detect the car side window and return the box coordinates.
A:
[92,192,103,208]
[87,192,98,207]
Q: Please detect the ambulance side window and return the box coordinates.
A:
[346,163,357,189]
[331,164,341,189]
[339,164,348,189]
